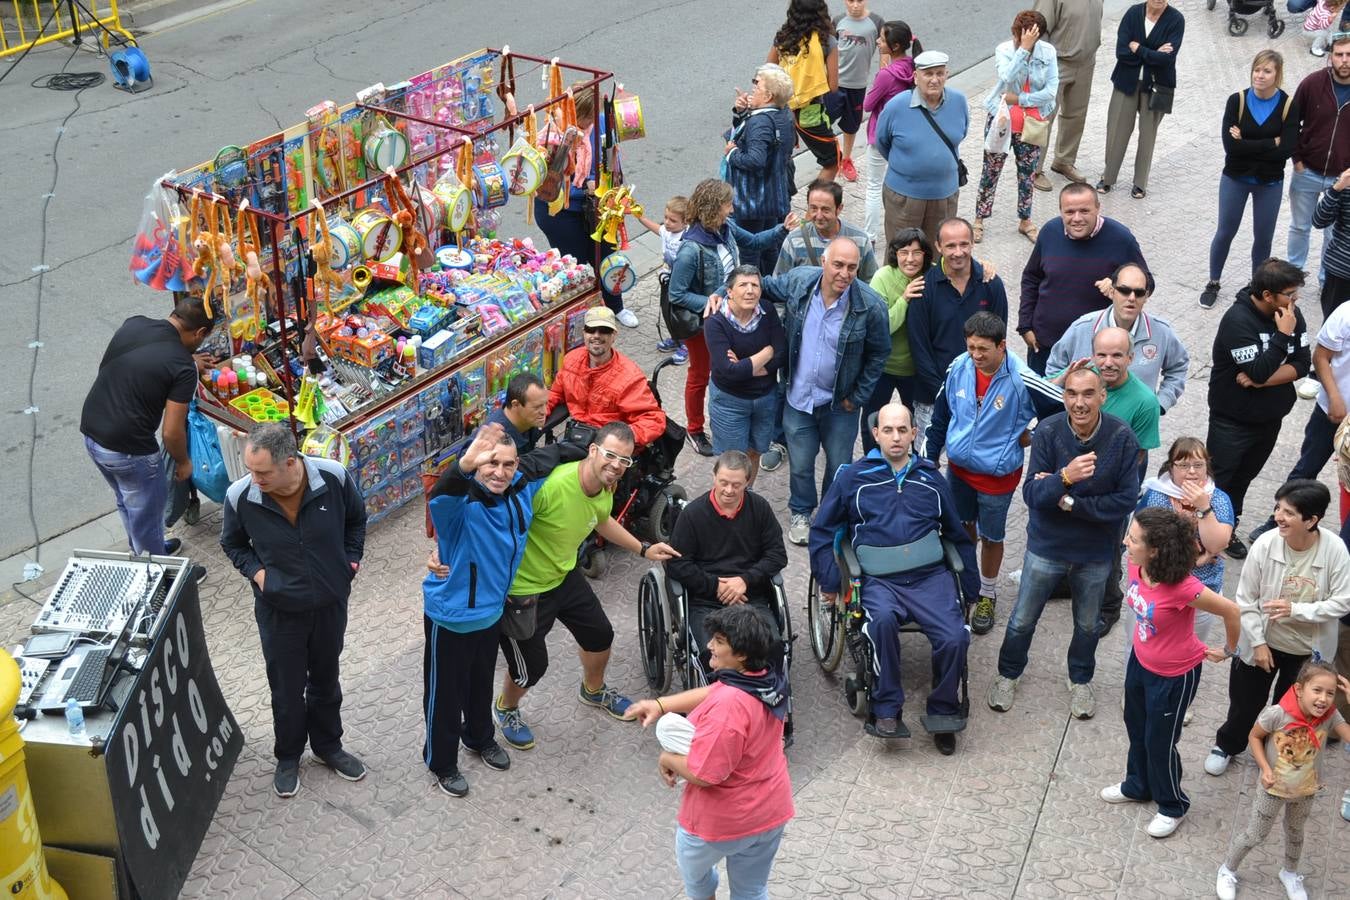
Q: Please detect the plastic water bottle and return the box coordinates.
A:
[65,698,85,736]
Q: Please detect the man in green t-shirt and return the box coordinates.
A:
[491,421,678,750]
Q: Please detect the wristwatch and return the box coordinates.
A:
[1224,645,1239,659]
[1058,495,1075,513]
[1195,507,1213,520]
[639,540,652,558]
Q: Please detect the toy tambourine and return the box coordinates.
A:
[363,118,410,171]
[598,252,636,294]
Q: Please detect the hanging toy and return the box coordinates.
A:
[598,252,637,295]
[502,103,546,205]
[431,136,476,238]
[309,199,348,315]
[383,166,432,288]
[190,193,222,318]
[363,115,410,172]
[612,84,646,142]
[590,183,643,248]
[235,200,269,340]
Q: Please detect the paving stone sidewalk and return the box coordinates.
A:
[5,4,1350,898]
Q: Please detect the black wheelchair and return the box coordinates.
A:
[806,533,971,737]
[545,356,689,578]
[636,567,795,739]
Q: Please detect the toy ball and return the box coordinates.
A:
[302,426,351,468]
[598,252,637,294]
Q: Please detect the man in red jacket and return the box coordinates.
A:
[1286,34,1350,271]
[548,306,667,447]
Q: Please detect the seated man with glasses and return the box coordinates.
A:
[547,306,667,448]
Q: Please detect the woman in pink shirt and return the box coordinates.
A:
[1099,507,1240,840]
[626,605,793,900]
[861,21,920,245]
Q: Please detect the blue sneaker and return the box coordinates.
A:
[672,344,688,365]
[494,696,535,749]
[656,338,680,353]
[579,682,633,719]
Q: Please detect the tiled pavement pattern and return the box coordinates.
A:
[6,4,1350,898]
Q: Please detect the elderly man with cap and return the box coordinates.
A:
[546,306,667,449]
[874,50,970,244]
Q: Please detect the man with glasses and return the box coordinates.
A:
[547,307,667,448]
[1207,258,1311,560]
[1045,262,1188,414]
[1285,32,1350,272]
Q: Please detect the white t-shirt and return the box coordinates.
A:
[659,225,686,273]
[1316,302,1350,413]
[1140,18,1156,81]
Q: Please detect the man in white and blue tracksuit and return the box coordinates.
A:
[809,402,978,753]
[422,424,583,798]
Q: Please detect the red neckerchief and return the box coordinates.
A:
[1277,685,1334,750]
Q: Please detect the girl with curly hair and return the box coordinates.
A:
[768,0,840,182]
[1100,506,1240,841]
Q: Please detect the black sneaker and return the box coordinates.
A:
[437,770,469,797]
[934,732,957,755]
[865,716,911,739]
[184,496,201,526]
[189,564,208,586]
[319,749,367,782]
[465,741,510,771]
[273,759,300,798]
[687,431,714,457]
[1199,281,1221,309]
[1225,534,1248,560]
[760,442,786,471]
[970,596,996,635]
[163,538,183,555]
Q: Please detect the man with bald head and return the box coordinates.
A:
[751,237,891,545]
[809,402,977,753]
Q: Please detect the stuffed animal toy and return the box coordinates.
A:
[309,199,347,316]
[383,167,431,288]
[236,200,268,339]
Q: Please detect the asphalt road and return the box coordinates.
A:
[0,0,1018,559]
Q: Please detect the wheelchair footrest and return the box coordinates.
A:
[920,714,967,734]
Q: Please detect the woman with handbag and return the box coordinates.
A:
[1097,0,1184,200]
[668,179,796,457]
[974,10,1058,245]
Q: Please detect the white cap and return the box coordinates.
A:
[913,50,950,70]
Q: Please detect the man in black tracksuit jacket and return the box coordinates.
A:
[1206,259,1311,558]
[221,423,367,798]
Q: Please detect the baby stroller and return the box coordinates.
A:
[1210,0,1286,37]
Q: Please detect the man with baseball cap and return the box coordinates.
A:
[546,306,667,448]
[874,49,970,244]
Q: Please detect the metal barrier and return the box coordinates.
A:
[1,0,135,59]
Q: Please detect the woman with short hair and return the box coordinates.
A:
[725,64,797,274]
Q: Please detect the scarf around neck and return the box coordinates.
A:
[1277,685,1335,751]
[1141,472,1217,503]
[716,665,790,721]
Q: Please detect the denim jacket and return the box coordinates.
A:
[760,267,891,411]
[668,219,786,313]
[984,39,1059,119]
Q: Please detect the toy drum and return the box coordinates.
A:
[352,207,402,261]
[435,245,474,272]
[502,138,546,195]
[432,180,472,232]
[413,185,445,238]
[473,162,508,209]
[329,220,361,271]
[613,93,645,142]
[363,124,410,171]
[598,252,636,295]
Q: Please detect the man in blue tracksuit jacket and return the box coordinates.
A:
[809,402,978,754]
[422,423,583,798]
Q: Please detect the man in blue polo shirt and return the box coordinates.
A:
[482,372,548,453]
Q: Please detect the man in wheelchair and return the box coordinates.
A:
[665,451,789,677]
[809,402,979,753]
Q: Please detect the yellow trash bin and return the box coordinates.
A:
[0,650,67,900]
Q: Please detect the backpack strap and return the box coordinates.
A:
[1282,93,1294,122]
[1237,89,1245,124]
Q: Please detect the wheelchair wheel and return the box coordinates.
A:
[637,571,672,693]
[1268,18,1284,38]
[643,483,688,543]
[806,575,845,672]
[1228,16,1248,35]
[844,675,868,717]
[578,546,608,580]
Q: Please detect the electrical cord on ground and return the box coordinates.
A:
[32,71,103,90]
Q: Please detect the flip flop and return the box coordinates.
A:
[1131,186,1147,199]
[1095,180,1112,194]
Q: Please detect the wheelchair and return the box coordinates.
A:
[636,567,795,739]
[805,534,970,737]
[545,356,689,578]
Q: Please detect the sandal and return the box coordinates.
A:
[1095,179,1111,194]
[1018,221,1039,243]
[1131,186,1146,199]
[972,219,985,243]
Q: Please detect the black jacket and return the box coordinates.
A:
[1221,89,1298,183]
[1110,3,1184,96]
[1208,289,1311,425]
[221,456,367,612]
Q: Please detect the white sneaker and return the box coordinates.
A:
[616,308,639,328]
[1146,813,1181,838]
[1099,783,1139,804]
[1279,869,1307,900]
[1216,865,1238,900]
[1204,747,1232,776]
[988,676,1019,712]
[788,513,810,546]
[1067,678,1096,719]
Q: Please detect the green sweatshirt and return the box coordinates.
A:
[870,265,915,377]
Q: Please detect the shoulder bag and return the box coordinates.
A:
[917,105,968,187]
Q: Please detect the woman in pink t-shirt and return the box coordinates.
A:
[1099,507,1240,840]
[625,605,793,900]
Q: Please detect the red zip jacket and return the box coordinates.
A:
[1291,68,1350,176]
[546,346,666,447]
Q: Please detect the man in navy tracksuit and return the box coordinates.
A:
[221,423,367,799]
[809,402,978,754]
[423,423,583,798]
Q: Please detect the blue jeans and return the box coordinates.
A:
[709,383,778,454]
[860,372,916,453]
[1287,167,1337,272]
[1209,175,1283,282]
[85,435,170,556]
[997,549,1112,684]
[783,401,859,515]
[676,823,785,900]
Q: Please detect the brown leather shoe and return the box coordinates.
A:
[1050,162,1088,183]
[1033,172,1052,192]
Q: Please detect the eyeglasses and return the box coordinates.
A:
[1113,284,1148,298]
[1275,290,1299,302]
[1171,460,1207,472]
[583,326,615,336]
[596,447,635,468]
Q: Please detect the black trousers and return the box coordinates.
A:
[1207,413,1284,521]
[1255,405,1339,534]
[687,596,780,674]
[423,616,500,777]
[499,567,615,690]
[254,597,347,761]
[1320,271,1350,321]
[1214,648,1308,756]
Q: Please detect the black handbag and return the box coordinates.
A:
[917,105,969,187]
[660,270,704,341]
[1147,85,1175,115]
[501,594,538,640]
